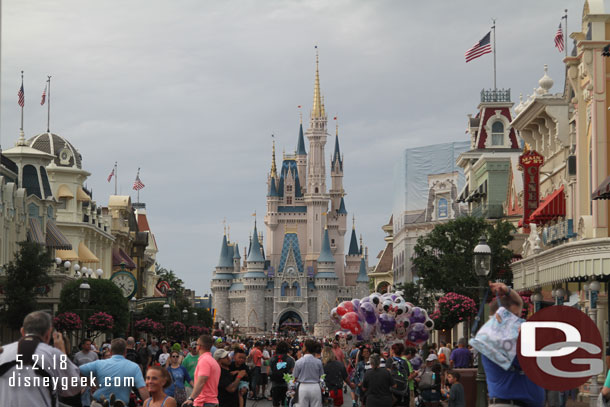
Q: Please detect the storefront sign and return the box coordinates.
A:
[519,150,544,228]
[542,219,576,245]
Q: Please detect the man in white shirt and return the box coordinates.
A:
[0,311,82,407]
[438,341,451,368]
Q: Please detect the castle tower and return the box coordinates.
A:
[344,220,361,285]
[243,221,267,332]
[314,228,338,336]
[328,123,348,282]
[233,243,241,273]
[211,234,234,323]
[356,256,370,299]
[304,49,330,261]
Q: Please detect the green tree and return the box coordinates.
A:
[58,279,128,336]
[1,242,53,330]
[393,282,436,312]
[140,302,213,329]
[412,216,515,301]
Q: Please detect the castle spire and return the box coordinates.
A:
[217,234,233,268]
[296,122,306,155]
[271,136,277,178]
[356,257,369,283]
[331,122,343,172]
[311,46,323,119]
[317,227,336,263]
[247,220,265,262]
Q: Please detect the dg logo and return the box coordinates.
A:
[517,305,603,391]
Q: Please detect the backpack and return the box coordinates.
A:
[126,348,141,365]
[389,357,409,396]
[270,354,290,383]
[418,368,434,390]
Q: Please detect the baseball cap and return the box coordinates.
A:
[426,353,438,362]
[161,340,168,344]
[214,348,230,361]
[191,341,197,348]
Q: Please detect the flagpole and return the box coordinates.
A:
[137,167,140,204]
[20,71,24,132]
[492,19,497,91]
[114,162,118,195]
[564,9,568,59]
[46,76,51,133]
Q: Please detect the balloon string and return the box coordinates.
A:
[471,287,490,336]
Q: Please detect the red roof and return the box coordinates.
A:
[138,213,150,231]
[529,186,566,224]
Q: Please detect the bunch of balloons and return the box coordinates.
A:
[330,291,435,344]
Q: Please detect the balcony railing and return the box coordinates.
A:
[471,203,504,219]
[480,88,511,103]
[277,296,304,303]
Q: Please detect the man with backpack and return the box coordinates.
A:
[389,343,410,407]
[269,341,295,407]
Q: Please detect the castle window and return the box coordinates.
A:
[286,197,292,205]
[23,165,42,198]
[315,187,319,193]
[331,239,335,245]
[491,121,504,146]
[287,185,293,192]
[437,198,448,218]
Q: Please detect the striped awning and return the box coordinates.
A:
[112,247,136,269]
[27,218,45,245]
[55,249,79,261]
[592,174,610,200]
[530,186,566,224]
[78,241,100,263]
[77,187,91,202]
[46,220,72,250]
[56,184,74,199]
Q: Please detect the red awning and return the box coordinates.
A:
[529,186,566,224]
[112,247,137,269]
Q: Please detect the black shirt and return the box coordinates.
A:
[362,368,394,407]
[269,354,295,386]
[229,361,251,383]
[323,360,347,390]
[218,368,240,407]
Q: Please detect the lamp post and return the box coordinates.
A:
[587,280,601,407]
[554,287,565,305]
[79,281,91,345]
[473,234,491,407]
[531,292,543,313]
[129,297,137,336]
[163,303,170,339]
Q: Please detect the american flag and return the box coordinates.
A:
[41,85,47,106]
[107,167,115,182]
[554,24,564,52]
[465,32,492,63]
[133,171,145,191]
[18,85,24,107]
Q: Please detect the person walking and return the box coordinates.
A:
[269,341,295,407]
[322,346,355,407]
[74,338,99,407]
[183,335,221,407]
[353,346,371,407]
[216,348,247,407]
[449,339,471,369]
[361,354,394,407]
[166,350,193,406]
[79,338,149,407]
[441,370,465,407]
[143,365,177,407]
[416,354,442,407]
[183,341,200,399]
[293,339,324,407]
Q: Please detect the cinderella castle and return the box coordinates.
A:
[211,53,370,336]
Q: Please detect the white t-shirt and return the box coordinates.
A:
[262,350,270,374]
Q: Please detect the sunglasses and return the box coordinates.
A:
[172,355,180,358]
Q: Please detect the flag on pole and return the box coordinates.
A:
[107,167,115,182]
[554,23,564,52]
[41,84,47,106]
[465,32,492,63]
[18,85,24,107]
[133,169,145,191]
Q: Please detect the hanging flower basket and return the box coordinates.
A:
[53,312,82,332]
[88,312,114,332]
[430,292,477,330]
[169,322,186,339]
[135,318,157,333]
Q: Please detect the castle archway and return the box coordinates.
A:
[277,309,303,334]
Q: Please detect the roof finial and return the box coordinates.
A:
[334,115,338,136]
[352,214,356,230]
[223,217,227,235]
[271,135,277,178]
[298,105,303,124]
[312,45,323,119]
[227,225,231,241]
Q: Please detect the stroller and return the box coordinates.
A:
[284,378,333,407]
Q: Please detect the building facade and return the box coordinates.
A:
[211,56,370,335]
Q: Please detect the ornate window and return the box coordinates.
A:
[287,185,293,192]
[491,121,504,146]
[437,198,448,218]
[286,197,292,204]
[281,282,289,296]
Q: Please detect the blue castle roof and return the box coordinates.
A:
[296,123,307,155]
[348,228,359,256]
[277,159,303,198]
[277,232,304,275]
[233,243,240,259]
[356,257,369,283]
[338,197,347,215]
[217,234,234,268]
[317,228,335,263]
[268,177,279,197]
[247,222,265,263]
[331,134,343,172]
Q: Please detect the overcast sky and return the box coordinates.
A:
[1,0,583,294]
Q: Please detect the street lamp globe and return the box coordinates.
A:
[473,235,492,277]
[163,303,170,318]
[129,297,137,312]
[531,292,542,303]
[555,288,565,300]
[590,280,601,292]
[79,282,91,304]
[74,264,81,272]
[64,261,71,270]
[96,269,103,278]
[55,257,62,265]
[183,309,188,320]
[193,312,198,318]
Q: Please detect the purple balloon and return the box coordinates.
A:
[378,313,396,334]
[410,307,426,324]
[352,299,361,310]
[361,302,378,325]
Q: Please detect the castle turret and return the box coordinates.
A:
[345,220,361,285]
[243,221,267,332]
[314,228,338,337]
[330,124,344,211]
[305,49,330,261]
[233,243,241,273]
[211,234,234,324]
[296,122,307,192]
[356,256,370,299]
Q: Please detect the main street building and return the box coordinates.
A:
[211,54,370,335]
